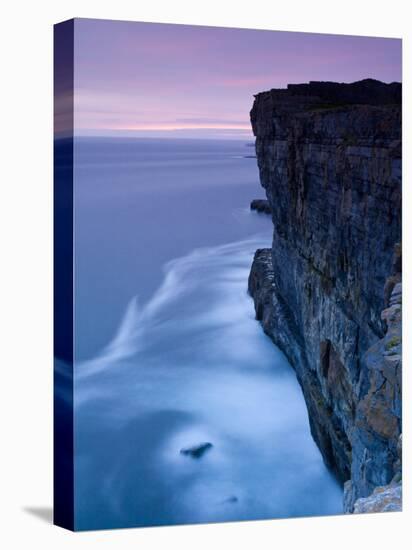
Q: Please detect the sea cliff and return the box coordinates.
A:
[248,79,402,512]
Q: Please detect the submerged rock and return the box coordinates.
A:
[222,495,238,504]
[180,442,213,458]
[250,199,271,214]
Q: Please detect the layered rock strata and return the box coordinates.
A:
[248,79,402,512]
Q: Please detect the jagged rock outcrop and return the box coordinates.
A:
[248,79,402,512]
[346,276,402,512]
[353,482,402,513]
[250,199,272,214]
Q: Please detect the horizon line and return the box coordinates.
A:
[54,134,255,142]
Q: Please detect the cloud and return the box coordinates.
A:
[175,117,248,125]
[76,127,253,141]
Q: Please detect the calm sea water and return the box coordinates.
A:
[73,138,342,530]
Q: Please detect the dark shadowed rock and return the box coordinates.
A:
[248,79,402,511]
[180,442,213,458]
[286,79,401,105]
[250,199,271,214]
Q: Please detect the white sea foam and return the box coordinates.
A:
[75,235,342,527]
[76,235,271,376]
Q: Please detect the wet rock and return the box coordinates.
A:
[345,280,402,511]
[250,199,271,214]
[180,442,213,458]
[248,79,402,508]
[248,248,275,328]
[353,483,402,513]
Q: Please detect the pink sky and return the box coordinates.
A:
[73,18,402,139]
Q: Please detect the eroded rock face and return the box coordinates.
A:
[345,280,402,511]
[248,79,402,511]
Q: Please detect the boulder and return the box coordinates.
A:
[180,442,213,458]
[353,483,402,513]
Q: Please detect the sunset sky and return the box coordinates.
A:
[73,18,402,139]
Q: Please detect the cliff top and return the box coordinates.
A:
[253,79,401,106]
[250,79,402,141]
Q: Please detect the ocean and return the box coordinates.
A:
[72,137,342,529]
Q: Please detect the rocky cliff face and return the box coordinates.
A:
[248,79,402,512]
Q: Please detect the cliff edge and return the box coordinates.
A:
[248,79,402,512]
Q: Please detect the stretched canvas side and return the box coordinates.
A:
[53,18,75,531]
